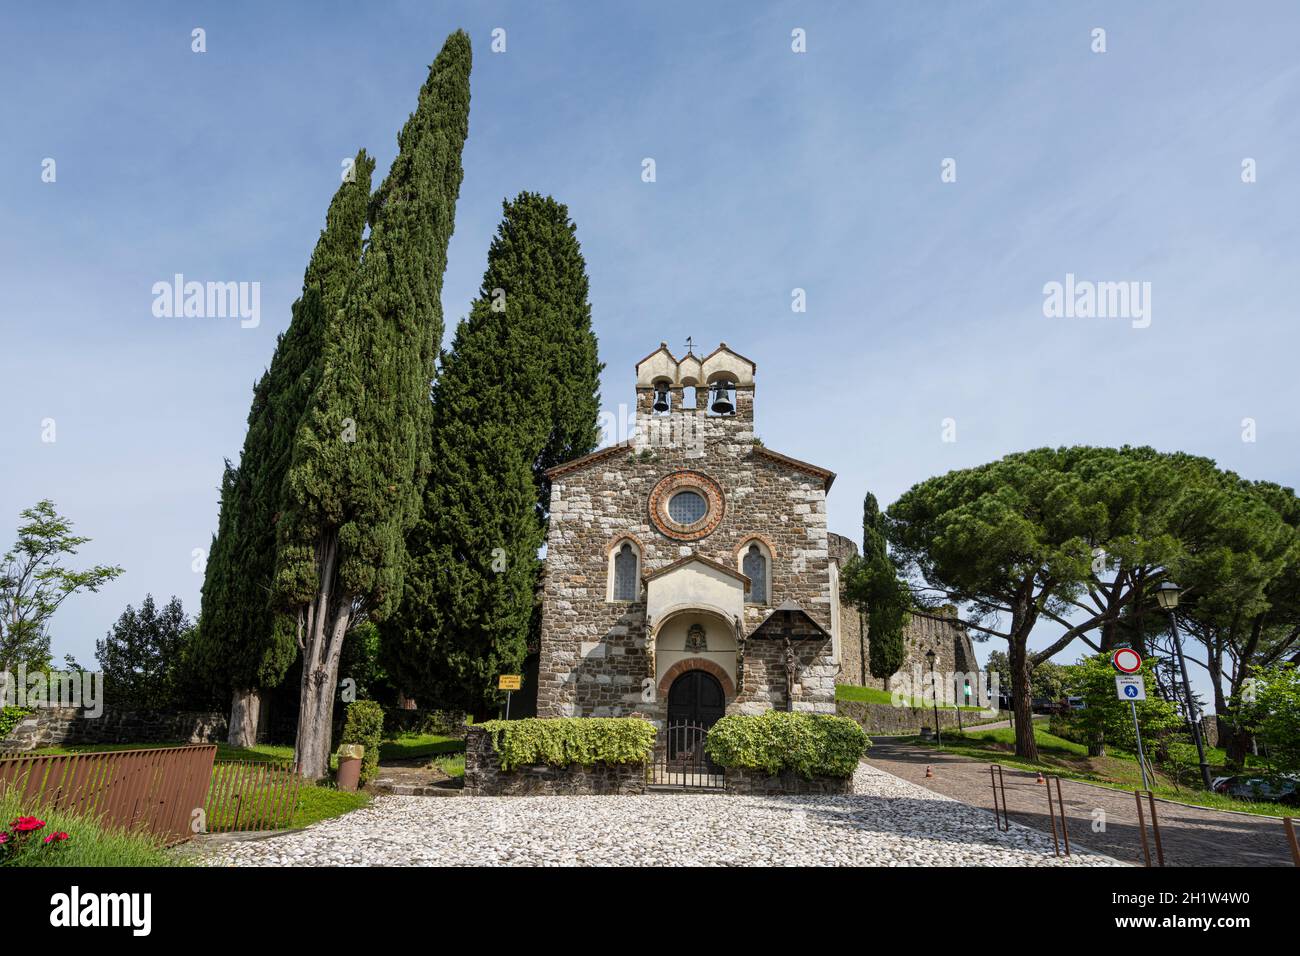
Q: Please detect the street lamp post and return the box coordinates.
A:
[926,649,941,746]
[1155,581,1214,791]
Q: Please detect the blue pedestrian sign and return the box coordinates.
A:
[1115,674,1146,701]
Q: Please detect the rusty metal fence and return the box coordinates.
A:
[0,745,216,846]
[204,758,301,832]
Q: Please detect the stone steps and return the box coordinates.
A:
[370,764,461,797]
[371,781,460,797]
[647,784,726,794]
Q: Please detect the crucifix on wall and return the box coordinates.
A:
[782,635,798,712]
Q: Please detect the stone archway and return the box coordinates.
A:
[657,657,735,701]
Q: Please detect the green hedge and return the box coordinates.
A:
[480,717,656,770]
[0,707,31,742]
[704,711,870,779]
[340,700,384,785]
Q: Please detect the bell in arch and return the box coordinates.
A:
[709,380,735,415]
[653,383,670,412]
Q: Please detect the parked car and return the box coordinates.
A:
[1210,774,1300,805]
[1066,696,1086,711]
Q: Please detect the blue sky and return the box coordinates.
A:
[2,1,1298,704]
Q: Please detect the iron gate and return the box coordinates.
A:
[650,720,724,789]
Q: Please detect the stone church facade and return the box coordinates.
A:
[535,342,973,729]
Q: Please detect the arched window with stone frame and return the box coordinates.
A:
[740,540,771,605]
[608,539,641,603]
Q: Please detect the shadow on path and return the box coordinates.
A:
[865,738,1295,867]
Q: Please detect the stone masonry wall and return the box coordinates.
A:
[538,391,837,725]
[829,532,868,686]
[828,533,981,695]
[724,767,853,795]
[836,699,1002,736]
[737,633,835,716]
[462,726,647,796]
[1,707,228,752]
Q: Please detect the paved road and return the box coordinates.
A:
[865,738,1297,867]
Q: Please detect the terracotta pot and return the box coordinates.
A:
[336,744,364,791]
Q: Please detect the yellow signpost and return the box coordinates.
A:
[498,675,522,718]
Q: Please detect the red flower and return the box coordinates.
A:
[9,817,45,833]
[0,832,8,845]
[43,831,70,845]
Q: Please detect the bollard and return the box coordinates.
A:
[1284,817,1300,866]
[989,764,1010,832]
[1046,777,1060,856]
[1134,790,1164,867]
[1054,777,1070,855]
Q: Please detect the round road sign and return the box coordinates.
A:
[1112,647,1143,674]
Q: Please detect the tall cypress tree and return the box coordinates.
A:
[198,149,374,744]
[383,192,602,715]
[275,32,472,778]
[843,492,910,683]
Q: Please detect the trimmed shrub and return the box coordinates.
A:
[705,711,870,779]
[480,717,655,770]
[340,700,384,785]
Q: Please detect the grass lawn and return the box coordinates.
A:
[32,733,466,767]
[24,741,294,761]
[378,733,464,762]
[836,683,984,710]
[431,753,465,779]
[908,724,1290,817]
[0,788,180,867]
[292,785,369,828]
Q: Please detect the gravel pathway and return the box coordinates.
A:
[205,763,1120,867]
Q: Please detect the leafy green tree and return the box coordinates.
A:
[337,621,395,705]
[95,595,194,710]
[198,149,375,745]
[985,650,1009,680]
[383,193,601,715]
[1240,662,1300,777]
[1064,653,1181,759]
[842,493,909,683]
[0,501,122,672]
[1031,660,1070,700]
[1176,479,1300,767]
[888,447,1171,758]
[275,33,472,778]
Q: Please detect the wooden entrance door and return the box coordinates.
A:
[667,670,725,730]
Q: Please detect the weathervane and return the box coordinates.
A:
[684,336,695,357]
